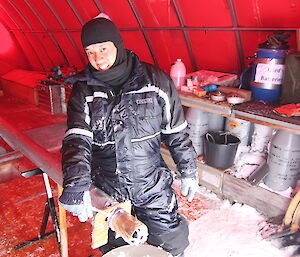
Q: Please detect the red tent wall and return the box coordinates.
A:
[0,22,29,76]
[0,0,299,76]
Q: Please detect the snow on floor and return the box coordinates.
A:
[177,185,299,257]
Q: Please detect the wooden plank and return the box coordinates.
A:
[58,185,69,257]
[233,111,300,135]
[179,92,232,117]
[296,29,300,51]
[162,147,291,218]
[0,79,38,105]
[222,174,291,218]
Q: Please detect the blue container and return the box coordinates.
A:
[250,48,288,102]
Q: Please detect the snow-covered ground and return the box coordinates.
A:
[174,183,299,257]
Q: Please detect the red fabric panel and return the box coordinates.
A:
[24,33,54,70]
[69,0,102,23]
[234,0,300,27]
[8,0,45,30]
[121,31,153,64]
[46,0,82,29]
[0,23,30,75]
[0,0,29,30]
[36,33,67,67]
[0,7,17,30]
[52,32,85,70]
[133,0,180,27]
[11,31,44,71]
[178,0,233,27]
[99,0,139,28]
[69,31,88,70]
[188,30,239,73]
[147,30,191,74]
[0,8,39,71]
[26,0,68,30]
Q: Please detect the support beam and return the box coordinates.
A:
[0,116,62,185]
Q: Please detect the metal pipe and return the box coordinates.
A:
[0,3,46,71]
[127,0,158,66]
[24,0,70,65]
[8,0,56,69]
[7,27,298,33]
[43,0,86,66]
[172,0,197,71]
[0,151,23,164]
[227,0,245,73]
[66,0,84,26]
[0,116,63,185]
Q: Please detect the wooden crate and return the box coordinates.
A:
[198,162,225,197]
[222,174,291,218]
[0,78,38,105]
[161,147,291,218]
[37,83,66,114]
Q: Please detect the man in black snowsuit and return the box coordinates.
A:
[59,17,198,257]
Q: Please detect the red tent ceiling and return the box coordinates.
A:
[0,0,299,76]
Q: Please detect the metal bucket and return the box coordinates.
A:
[203,131,240,170]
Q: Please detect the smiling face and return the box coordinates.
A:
[85,41,117,71]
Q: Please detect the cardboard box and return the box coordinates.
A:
[198,162,225,196]
[186,70,238,87]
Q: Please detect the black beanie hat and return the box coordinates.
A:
[81,18,124,49]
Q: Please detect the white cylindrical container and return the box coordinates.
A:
[250,123,273,154]
[170,59,186,90]
[185,108,208,156]
[225,117,252,147]
[207,113,225,132]
[263,130,300,191]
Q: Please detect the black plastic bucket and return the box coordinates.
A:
[203,131,240,170]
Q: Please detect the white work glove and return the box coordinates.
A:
[181,173,199,202]
[59,190,93,222]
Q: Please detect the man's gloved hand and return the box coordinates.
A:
[59,190,93,222]
[181,173,199,202]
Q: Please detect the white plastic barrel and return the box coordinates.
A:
[170,59,186,90]
[263,130,300,191]
[207,112,225,132]
[225,117,252,147]
[185,108,208,156]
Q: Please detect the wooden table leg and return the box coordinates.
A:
[57,185,69,257]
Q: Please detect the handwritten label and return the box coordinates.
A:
[255,63,285,84]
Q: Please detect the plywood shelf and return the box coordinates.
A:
[167,94,298,217]
[179,92,300,135]
[161,147,291,218]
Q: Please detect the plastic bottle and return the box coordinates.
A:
[201,84,218,92]
[170,59,186,90]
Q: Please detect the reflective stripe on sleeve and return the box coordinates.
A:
[162,120,188,134]
[84,92,108,125]
[65,128,93,139]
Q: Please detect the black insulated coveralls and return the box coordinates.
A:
[61,52,197,255]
